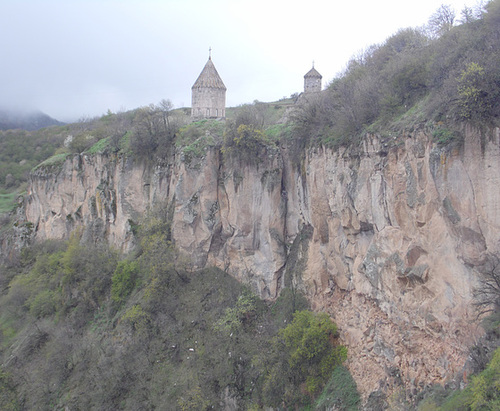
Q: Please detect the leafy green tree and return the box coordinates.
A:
[281,310,346,381]
[263,310,347,407]
[467,347,500,410]
[457,62,493,121]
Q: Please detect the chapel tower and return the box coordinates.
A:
[191,50,226,120]
[304,64,322,93]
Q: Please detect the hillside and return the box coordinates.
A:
[1,2,500,410]
[0,209,359,410]
[0,108,64,131]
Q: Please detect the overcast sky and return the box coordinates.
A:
[0,0,482,122]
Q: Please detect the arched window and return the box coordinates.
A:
[216,109,218,116]
[206,108,210,116]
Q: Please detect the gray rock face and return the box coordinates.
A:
[24,126,500,399]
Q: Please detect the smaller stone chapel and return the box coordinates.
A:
[304,64,322,93]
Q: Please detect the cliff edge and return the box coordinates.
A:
[24,125,500,400]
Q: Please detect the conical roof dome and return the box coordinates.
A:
[304,67,322,78]
[192,57,227,90]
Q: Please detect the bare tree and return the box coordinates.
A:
[158,99,173,134]
[473,254,500,317]
[428,4,456,37]
[459,6,476,24]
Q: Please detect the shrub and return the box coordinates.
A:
[86,137,110,154]
[122,304,151,335]
[177,386,209,411]
[61,234,118,323]
[432,126,457,145]
[175,120,223,164]
[314,366,361,410]
[281,311,344,377]
[33,153,69,171]
[214,289,259,333]
[467,347,500,410]
[223,122,275,163]
[0,368,19,410]
[111,260,139,305]
[457,62,492,121]
[262,310,347,407]
[420,347,500,410]
[28,289,59,318]
[129,102,186,157]
[69,134,96,153]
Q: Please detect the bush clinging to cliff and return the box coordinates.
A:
[261,310,348,407]
[417,347,500,410]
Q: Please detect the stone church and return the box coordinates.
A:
[191,51,226,120]
[304,64,322,93]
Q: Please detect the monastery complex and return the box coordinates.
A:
[191,51,322,120]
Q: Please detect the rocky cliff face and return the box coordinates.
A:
[24,126,500,400]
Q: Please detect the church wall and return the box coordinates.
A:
[191,88,226,119]
[304,77,321,93]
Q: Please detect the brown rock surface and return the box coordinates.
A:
[23,126,500,400]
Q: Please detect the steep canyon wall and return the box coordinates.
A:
[24,126,500,399]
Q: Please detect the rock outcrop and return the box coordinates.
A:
[24,125,500,400]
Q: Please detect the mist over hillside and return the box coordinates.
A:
[0,107,63,131]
